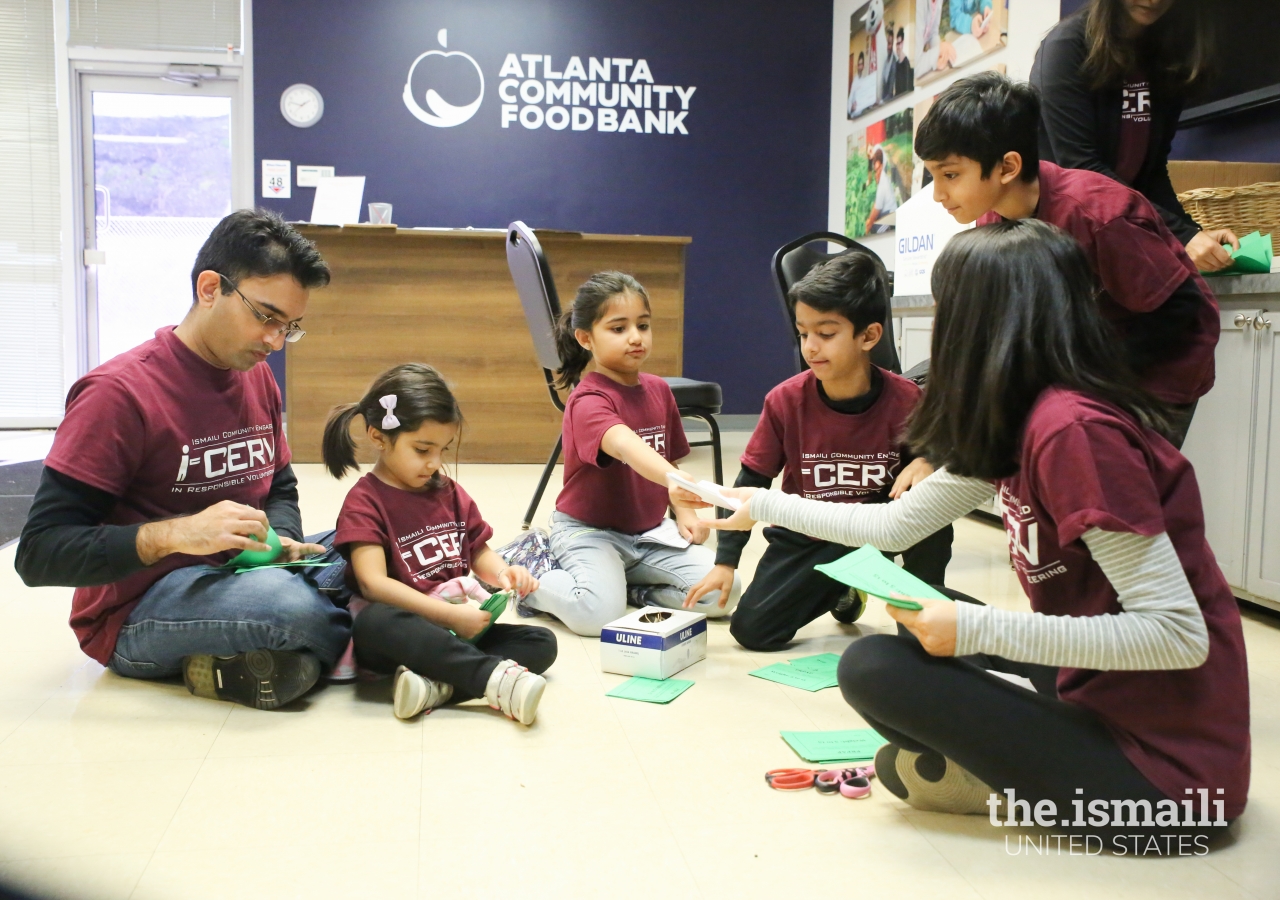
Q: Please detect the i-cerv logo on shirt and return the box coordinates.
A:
[176,430,276,489]
[401,529,465,578]
[799,453,894,490]
[636,424,668,455]
[996,486,1068,584]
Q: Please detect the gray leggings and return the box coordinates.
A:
[529,512,742,636]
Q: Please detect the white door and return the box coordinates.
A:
[1182,310,1263,590]
[80,75,240,367]
[1246,309,1280,602]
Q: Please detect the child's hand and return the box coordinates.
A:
[889,458,934,499]
[668,472,708,510]
[684,564,735,609]
[704,488,758,531]
[885,597,957,656]
[450,604,492,641]
[277,535,326,561]
[498,565,539,597]
[676,514,711,545]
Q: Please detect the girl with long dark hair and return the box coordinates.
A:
[1032,0,1240,272]
[694,220,1249,844]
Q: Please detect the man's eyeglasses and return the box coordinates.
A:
[217,274,306,343]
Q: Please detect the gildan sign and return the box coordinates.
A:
[402,29,697,135]
[891,189,972,296]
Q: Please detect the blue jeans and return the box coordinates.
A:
[108,531,352,679]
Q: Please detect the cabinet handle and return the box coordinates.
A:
[1234,313,1254,329]
[1256,316,1273,331]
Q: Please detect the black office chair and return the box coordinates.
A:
[505,221,725,530]
[770,231,904,377]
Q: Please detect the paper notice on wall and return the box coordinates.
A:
[296,165,335,187]
[261,159,291,199]
[309,176,366,225]
[891,189,973,297]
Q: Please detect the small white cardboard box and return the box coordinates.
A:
[600,607,707,680]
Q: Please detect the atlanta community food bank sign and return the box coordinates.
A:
[404,30,698,136]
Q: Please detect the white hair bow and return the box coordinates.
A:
[378,395,400,430]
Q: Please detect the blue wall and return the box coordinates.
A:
[253,0,832,415]
[1171,107,1280,164]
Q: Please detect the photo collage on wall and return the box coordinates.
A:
[845,0,1009,235]
[846,0,915,120]
[846,109,913,237]
[916,0,1009,86]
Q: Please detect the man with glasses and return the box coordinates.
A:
[17,209,350,710]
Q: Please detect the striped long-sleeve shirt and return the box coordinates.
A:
[749,468,1209,671]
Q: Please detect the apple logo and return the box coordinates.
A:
[402,29,485,128]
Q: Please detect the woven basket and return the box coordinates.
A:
[1177,181,1280,254]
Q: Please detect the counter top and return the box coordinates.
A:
[1202,272,1280,296]
[293,224,692,244]
[891,271,1280,311]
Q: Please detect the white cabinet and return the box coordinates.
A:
[1183,306,1280,609]
[1246,308,1280,602]
[898,316,934,373]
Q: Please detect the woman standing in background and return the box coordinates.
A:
[1032,0,1240,272]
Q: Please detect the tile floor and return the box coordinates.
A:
[1,433,1277,899]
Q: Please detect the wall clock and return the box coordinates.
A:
[280,83,324,128]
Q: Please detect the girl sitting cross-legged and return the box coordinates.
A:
[686,221,1248,846]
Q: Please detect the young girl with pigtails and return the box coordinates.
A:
[522,272,741,636]
[323,363,556,724]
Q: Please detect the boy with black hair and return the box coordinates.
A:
[17,209,351,710]
[684,251,953,652]
[914,70,1218,447]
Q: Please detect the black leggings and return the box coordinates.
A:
[353,603,557,702]
[729,524,954,651]
[842,597,1229,848]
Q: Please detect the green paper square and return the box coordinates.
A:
[814,545,951,609]
[606,676,694,704]
[787,652,841,676]
[453,590,513,644]
[780,728,888,763]
[748,662,839,692]
[1208,231,1274,275]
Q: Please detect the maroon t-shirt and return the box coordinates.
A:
[742,368,919,502]
[1116,74,1153,185]
[996,387,1249,817]
[978,162,1219,405]
[334,474,494,595]
[556,372,690,535]
[45,328,290,664]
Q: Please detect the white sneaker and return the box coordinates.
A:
[484,659,546,726]
[392,666,453,720]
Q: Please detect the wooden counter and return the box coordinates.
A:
[286,226,689,464]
